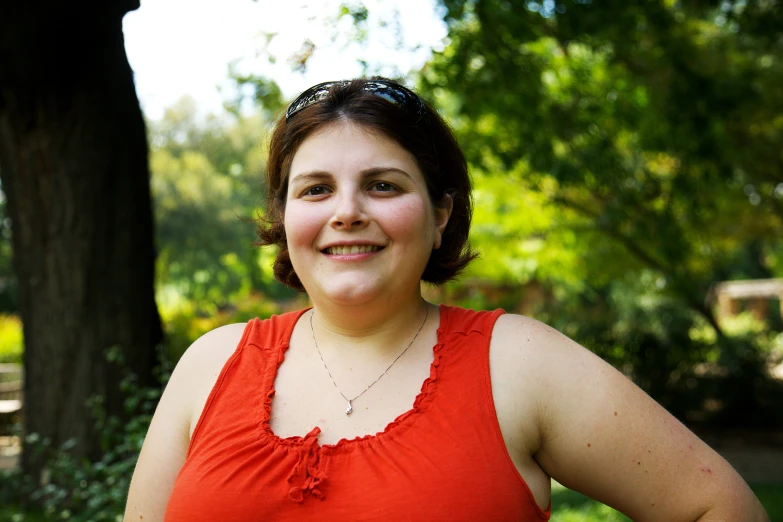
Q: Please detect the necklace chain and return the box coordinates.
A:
[310,303,429,415]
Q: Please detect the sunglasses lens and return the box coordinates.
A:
[370,91,399,105]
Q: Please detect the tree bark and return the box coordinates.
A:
[0,2,163,474]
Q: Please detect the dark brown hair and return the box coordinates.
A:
[258,77,477,291]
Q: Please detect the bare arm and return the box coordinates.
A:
[123,368,189,521]
[124,323,245,522]
[493,314,769,522]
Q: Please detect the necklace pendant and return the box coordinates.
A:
[345,401,353,415]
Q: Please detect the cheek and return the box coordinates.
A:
[384,199,434,243]
[283,203,323,247]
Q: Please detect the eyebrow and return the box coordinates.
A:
[288,171,331,186]
[289,166,413,185]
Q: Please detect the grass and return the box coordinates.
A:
[550,482,783,521]
[753,484,783,521]
[550,482,631,521]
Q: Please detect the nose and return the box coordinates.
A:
[330,190,367,230]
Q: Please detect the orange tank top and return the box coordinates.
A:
[165,305,550,521]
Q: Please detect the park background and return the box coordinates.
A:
[0,0,782,519]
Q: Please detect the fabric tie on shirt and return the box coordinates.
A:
[287,427,327,502]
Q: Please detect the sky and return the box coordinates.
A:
[122,0,449,121]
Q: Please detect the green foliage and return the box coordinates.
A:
[149,97,297,314]
[0,314,22,363]
[752,483,783,521]
[551,482,631,521]
[160,291,288,361]
[416,0,783,419]
[228,66,286,119]
[0,348,163,521]
[0,506,47,521]
[425,0,782,310]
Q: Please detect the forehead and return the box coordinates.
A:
[289,122,421,178]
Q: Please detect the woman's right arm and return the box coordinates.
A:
[124,323,246,522]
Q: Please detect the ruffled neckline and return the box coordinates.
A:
[257,305,449,456]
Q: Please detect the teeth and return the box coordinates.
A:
[326,245,381,255]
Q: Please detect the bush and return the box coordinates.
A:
[0,314,23,364]
[0,347,164,521]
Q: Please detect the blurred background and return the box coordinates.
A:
[0,0,781,520]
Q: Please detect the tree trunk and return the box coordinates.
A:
[0,2,163,474]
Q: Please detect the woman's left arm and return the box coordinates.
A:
[492,314,769,522]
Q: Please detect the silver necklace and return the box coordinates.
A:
[310,304,429,415]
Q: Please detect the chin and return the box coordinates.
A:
[312,279,387,306]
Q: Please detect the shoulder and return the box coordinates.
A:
[488,313,573,436]
[491,312,562,349]
[487,312,627,455]
[489,312,640,431]
[176,322,249,375]
[489,312,585,383]
[490,312,623,380]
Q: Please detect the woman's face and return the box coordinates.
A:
[284,122,451,307]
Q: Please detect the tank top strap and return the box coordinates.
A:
[438,305,505,340]
[244,308,311,392]
[242,309,310,352]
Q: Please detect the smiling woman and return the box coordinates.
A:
[124,78,770,521]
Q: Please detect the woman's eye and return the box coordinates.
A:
[303,186,330,197]
[371,182,396,193]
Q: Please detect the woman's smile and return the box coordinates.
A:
[322,244,384,256]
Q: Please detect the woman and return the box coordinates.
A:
[125,78,769,521]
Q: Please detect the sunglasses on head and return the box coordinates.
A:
[285,79,428,122]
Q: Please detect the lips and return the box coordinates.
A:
[323,245,383,255]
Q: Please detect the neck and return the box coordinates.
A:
[310,292,429,355]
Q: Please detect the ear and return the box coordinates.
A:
[433,194,453,250]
